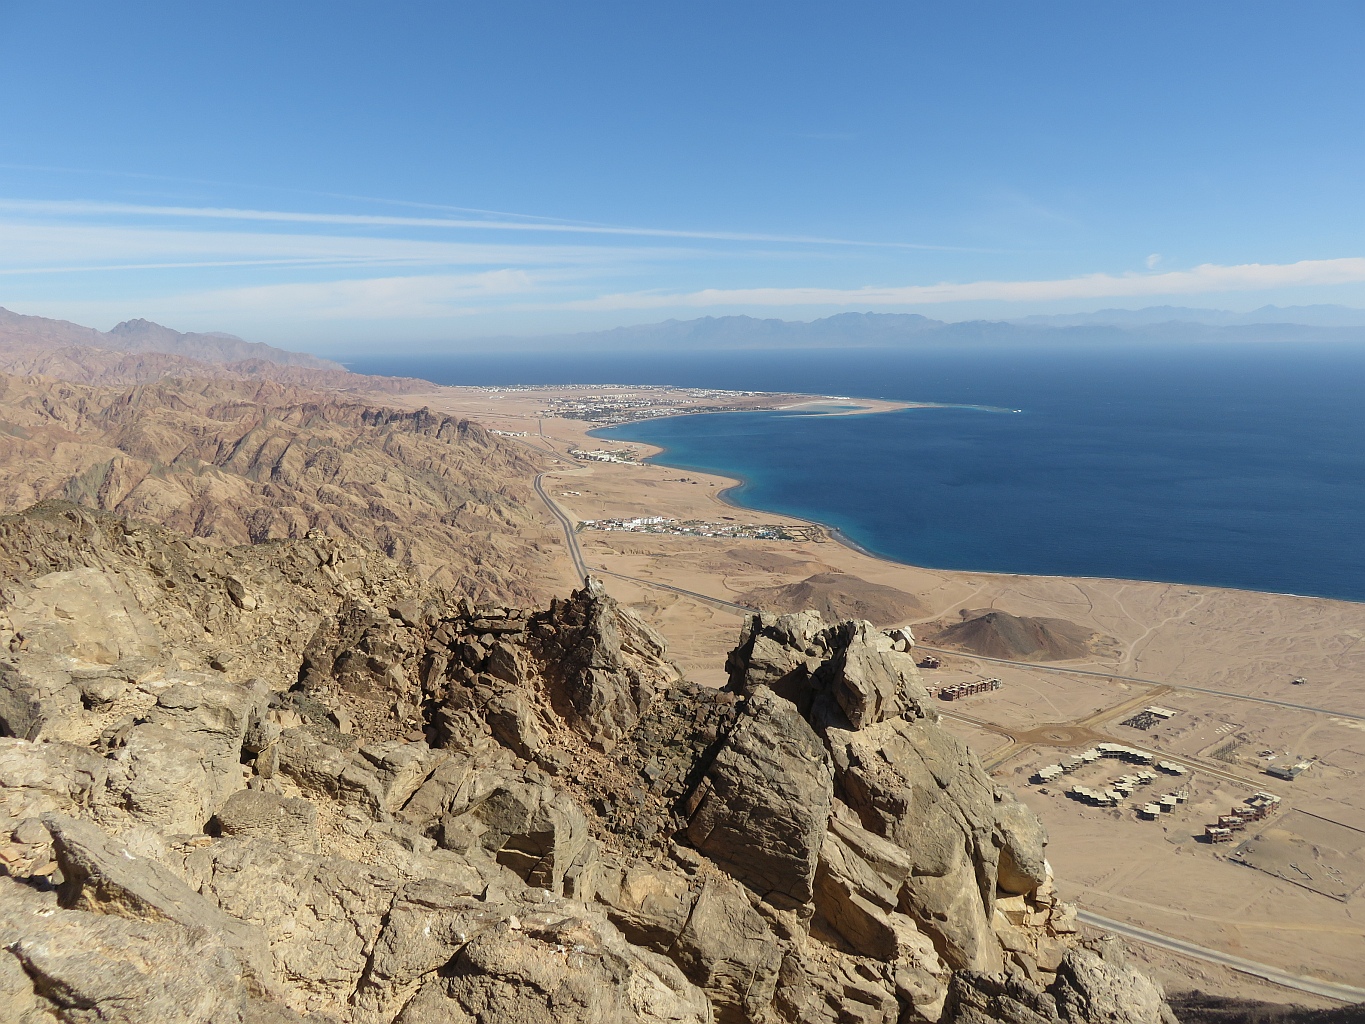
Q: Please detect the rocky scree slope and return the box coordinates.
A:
[0,503,1176,1024]
[0,373,560,603]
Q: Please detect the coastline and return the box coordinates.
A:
[620,418,1361,607]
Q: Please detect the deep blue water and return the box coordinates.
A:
[349,345,1365,602]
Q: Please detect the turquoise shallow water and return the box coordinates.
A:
[351,343,1365,602]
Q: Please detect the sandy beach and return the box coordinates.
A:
[391,382,1365,1004]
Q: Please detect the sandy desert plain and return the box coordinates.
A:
[391,381,1365,1006]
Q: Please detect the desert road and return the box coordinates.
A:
[1077,910,1365,1003]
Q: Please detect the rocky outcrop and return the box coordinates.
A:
[0,503,1173,1024]
[682,685,833,905]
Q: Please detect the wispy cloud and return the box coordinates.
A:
[142,270,542,321]
[0,197,974,252]
[570,258,1365,311]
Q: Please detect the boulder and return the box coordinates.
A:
[214,789,319,852]
[442,772,592,894]
[359,739,451,812]
[275,729,388,820]
[826,717,1003,972]
[187,836,402,1018]
[594,858,697,952]
[0,875,253,1024]
[1051,938,1177,1024]
[813,811,915,960]
[772,947,901,1024]
[106,724,233,834]
[44,813,275,994]
[684,686,833,905]
[995,790,1049,896]
[669,875,783,1024]
[441,902,714,1024]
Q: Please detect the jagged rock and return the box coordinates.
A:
[1050,938,1177,1024]
[0,736,110,820]
[726,612,927,732]
[0,498,1179,1024]
[536,577,676,750]
[669,875,783,1024]
[352,878,512,1019]
[485,689,549,759]
[396,755,475,829]
[44,813,276,995]
[442,771,592,894]
[994,790,1049,896]
[826,717,1003,972]
[186,836,402,1017]
[275,729,388,820]
[684,685,833,905]
[0,875,255,1024]
[359,739,451,812]
[773,947,903,1024]
[440,901,714,1024]
[821,620,929,730]
[594,857,697,952]
[814,808,915,959]
[106,723,237,834]
[725,611,824,695]
[214,789,319,852]
[943,969,1062,1024]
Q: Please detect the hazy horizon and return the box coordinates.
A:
[3,4,1364,348]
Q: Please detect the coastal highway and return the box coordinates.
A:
[1076,910,1365,1003]
[535,472,753,615]
[915,644,1365,723]
[528,452,755,614]
[533,472,588,581]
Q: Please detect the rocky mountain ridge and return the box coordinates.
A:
[0,307,343,369]
[0,501,1177,1024]
[0,373,560,603]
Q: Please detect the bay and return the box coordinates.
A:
[351,343,1365,602]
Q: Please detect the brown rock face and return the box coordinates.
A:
[0,503,1174,1024]
[682,686,833,906]
[0,371,560,603]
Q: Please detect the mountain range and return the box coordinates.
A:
[0,306,343,369]
[458,308,1365,352]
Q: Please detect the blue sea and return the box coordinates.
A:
[350,344,1365,603]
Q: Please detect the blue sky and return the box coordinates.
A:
[2,2,1363,352]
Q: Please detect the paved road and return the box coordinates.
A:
[532,472,588,581]
[1077,910,1365,1004]
[591,566,753,615]
[915,644,1365,723]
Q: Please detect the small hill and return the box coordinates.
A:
[738,572,922,626]
[929,609,1094,661]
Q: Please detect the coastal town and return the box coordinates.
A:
[578,514,823,541]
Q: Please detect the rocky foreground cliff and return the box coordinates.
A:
[0,501,1176,1024]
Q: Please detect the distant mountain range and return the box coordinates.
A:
[473,308,1365,352]
[1010,304,1365,328]
[0,307,343,369]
